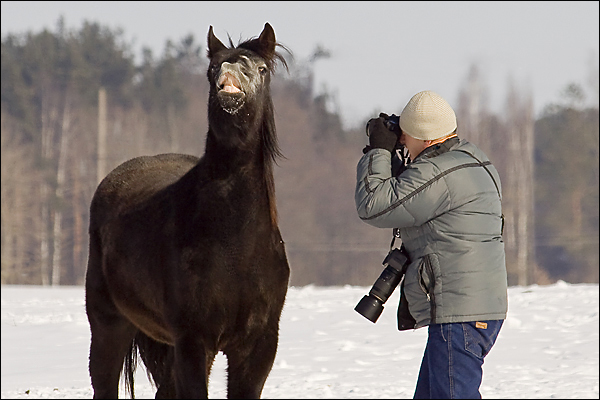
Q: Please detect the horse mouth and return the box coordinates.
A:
[217,72,246,114]
[218,72,243,94]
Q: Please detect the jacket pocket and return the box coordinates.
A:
[418,255,437,322]
[397,279,417,331]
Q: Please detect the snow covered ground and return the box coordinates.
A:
[1,281,598,399]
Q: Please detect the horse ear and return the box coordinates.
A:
[257,23,276,59]
[207,26,228,59]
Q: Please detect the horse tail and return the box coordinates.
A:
[123,338,138,398]
[134,332,175,397]
[122,332,173,398]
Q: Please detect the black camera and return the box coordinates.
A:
[366,113,401,138]
[383,113,401,135]
[363,112,410,174]
[381,113,410,174]
[354,247,410,323]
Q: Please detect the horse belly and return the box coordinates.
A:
[101,256,172,344]
[99,219,177,345]
[116,301,174,345]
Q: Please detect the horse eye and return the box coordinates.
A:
[258,66,267,75]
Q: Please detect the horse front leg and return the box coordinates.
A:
[173,334,215,398]
[225,330,279,399]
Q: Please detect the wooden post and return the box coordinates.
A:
[97,87,107,184]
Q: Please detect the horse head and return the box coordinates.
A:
[206,23,287,154]
[208,23,276,114]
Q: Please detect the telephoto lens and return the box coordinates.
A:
[354,248,409,323]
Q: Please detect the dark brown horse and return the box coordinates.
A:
[85,23,290,399]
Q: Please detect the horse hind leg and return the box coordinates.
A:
[172,333,216,398]
[154,376,176,400]
[86,233,138,398]
[86,288,138,398]
[224,330,279,399]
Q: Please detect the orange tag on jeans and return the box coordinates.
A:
[475,321,488,329]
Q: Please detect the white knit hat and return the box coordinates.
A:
[399,90,457,141]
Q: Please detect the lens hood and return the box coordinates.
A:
[354,295,384,323]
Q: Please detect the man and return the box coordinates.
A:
[355,90,508,399]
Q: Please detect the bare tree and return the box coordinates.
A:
[457,63,489,150]
[1,112,42,283]
[504,77,536,285]
[97,87,108,185]
[50,90,75,286]
[38,82,63,285]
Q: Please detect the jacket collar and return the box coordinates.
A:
[415,136,460,160]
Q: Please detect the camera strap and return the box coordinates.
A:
[390,228,402,250]
[454,150,504,235]
[389,149,503,249]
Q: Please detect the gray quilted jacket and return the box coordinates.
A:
[355,138,508,330]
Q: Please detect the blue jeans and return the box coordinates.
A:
[413,320,503,399]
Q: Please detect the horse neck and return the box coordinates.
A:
[203,114,279,226]
[204,123,265,171]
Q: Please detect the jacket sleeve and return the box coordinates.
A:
[355,149,451,229]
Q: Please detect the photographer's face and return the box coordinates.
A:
[400,131,429,159]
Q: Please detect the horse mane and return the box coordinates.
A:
[210,33,290,166]
[225,35,290,73]
[211,32,291,225]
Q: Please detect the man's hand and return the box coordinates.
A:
[366,117,398,153]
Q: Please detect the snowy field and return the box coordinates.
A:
[1,282,598,399]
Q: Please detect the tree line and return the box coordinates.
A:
[1,20,598,286]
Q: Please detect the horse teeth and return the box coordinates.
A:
[218,73,242,93]
[222,84,242,93]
